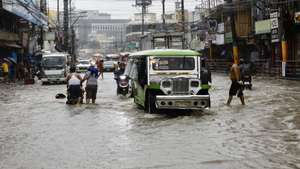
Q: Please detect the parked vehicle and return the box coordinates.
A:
[66,86,84,105]
[126,49,211,113]
[76,59,90,73]
[40,53,70,85]
[104,60,115,72]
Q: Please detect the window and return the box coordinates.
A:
[124,59,133,76]
[129,62,138,80]
[151,57,195,70]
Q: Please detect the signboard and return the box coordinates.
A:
[136,0,152,6]
[217,23,224,33]
[295,12,300,24]
[0,31,19,41]
[208,19,218,33]
[212,34,225,45]
[270,11,280,43]
[127,42,137,49]
[43,32,55,41]
[270,18,279,29]
[255,19,271,34]
[225,32,233,44]
[175,1,181,10]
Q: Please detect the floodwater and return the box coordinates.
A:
[0,73,299,169]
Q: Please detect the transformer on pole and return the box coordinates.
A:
[136,0,152,36]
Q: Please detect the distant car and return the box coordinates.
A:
[76,60,90,73]
[104,61,115,72]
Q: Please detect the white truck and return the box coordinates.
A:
[41,53,70,85]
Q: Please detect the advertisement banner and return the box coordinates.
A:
[295,12,300,24]
[255,19,271,34]
[270,11,280,43]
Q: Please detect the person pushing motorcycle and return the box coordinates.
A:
[66,66,83,104]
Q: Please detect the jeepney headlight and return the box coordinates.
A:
[189,79,201,95]
[190,81,200,87]
[162,80,172,88]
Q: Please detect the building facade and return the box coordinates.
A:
[76,11,130,54]
[0,0,48,80]
[193,0,300,79]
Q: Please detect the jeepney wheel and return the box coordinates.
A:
[146,92,157,114]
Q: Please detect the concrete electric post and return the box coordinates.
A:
[162,0,166,31]
[136,0,152,36]
[181,0,186,49]
[63,0,69,52]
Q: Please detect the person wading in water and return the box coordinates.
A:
[226,62,245,106]
[82,65,99,104]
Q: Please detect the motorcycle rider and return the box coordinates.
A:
[114,62,126,94]
[66,66,83,104]
[199,57,211,95]
[240,58,252,89]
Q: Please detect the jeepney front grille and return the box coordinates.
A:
[172,78,189,94]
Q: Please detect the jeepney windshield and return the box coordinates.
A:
[151,57,195,71]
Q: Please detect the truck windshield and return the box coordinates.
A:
[79,60,89,65]
[42,56,65,70]
[152,57,195,70]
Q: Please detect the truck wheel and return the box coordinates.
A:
[146,93,157,114]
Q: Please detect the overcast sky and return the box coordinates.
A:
[49,0,199,19]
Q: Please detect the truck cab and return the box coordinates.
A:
[41,53,70,85]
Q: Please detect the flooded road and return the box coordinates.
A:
[0,73,299,169]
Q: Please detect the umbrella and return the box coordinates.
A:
[9,52,17,64]
[3,58,10,62]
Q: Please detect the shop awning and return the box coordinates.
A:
[2,0,48,27]
[0,41,22,48]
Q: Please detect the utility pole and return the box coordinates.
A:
[57,0,60,26]
[63,0,69,52]
[136,0,151,36]
[230,0,238,64]
[181,0,185,49]
[162,0,166,31]
[40,0,46,49]
[142,5,146,35]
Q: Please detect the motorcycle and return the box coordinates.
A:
[115,75,130,96]
[66,85,84,104]
[241,74,252,90]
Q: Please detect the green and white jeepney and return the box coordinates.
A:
[125,49,211,113]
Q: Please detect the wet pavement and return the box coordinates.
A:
[0,73,300,169]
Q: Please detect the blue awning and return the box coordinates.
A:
[2,0,48,26]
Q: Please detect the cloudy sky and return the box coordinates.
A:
[49,0,199,19]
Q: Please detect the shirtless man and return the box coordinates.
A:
[66,66,83,104]
[226,63,245,105]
